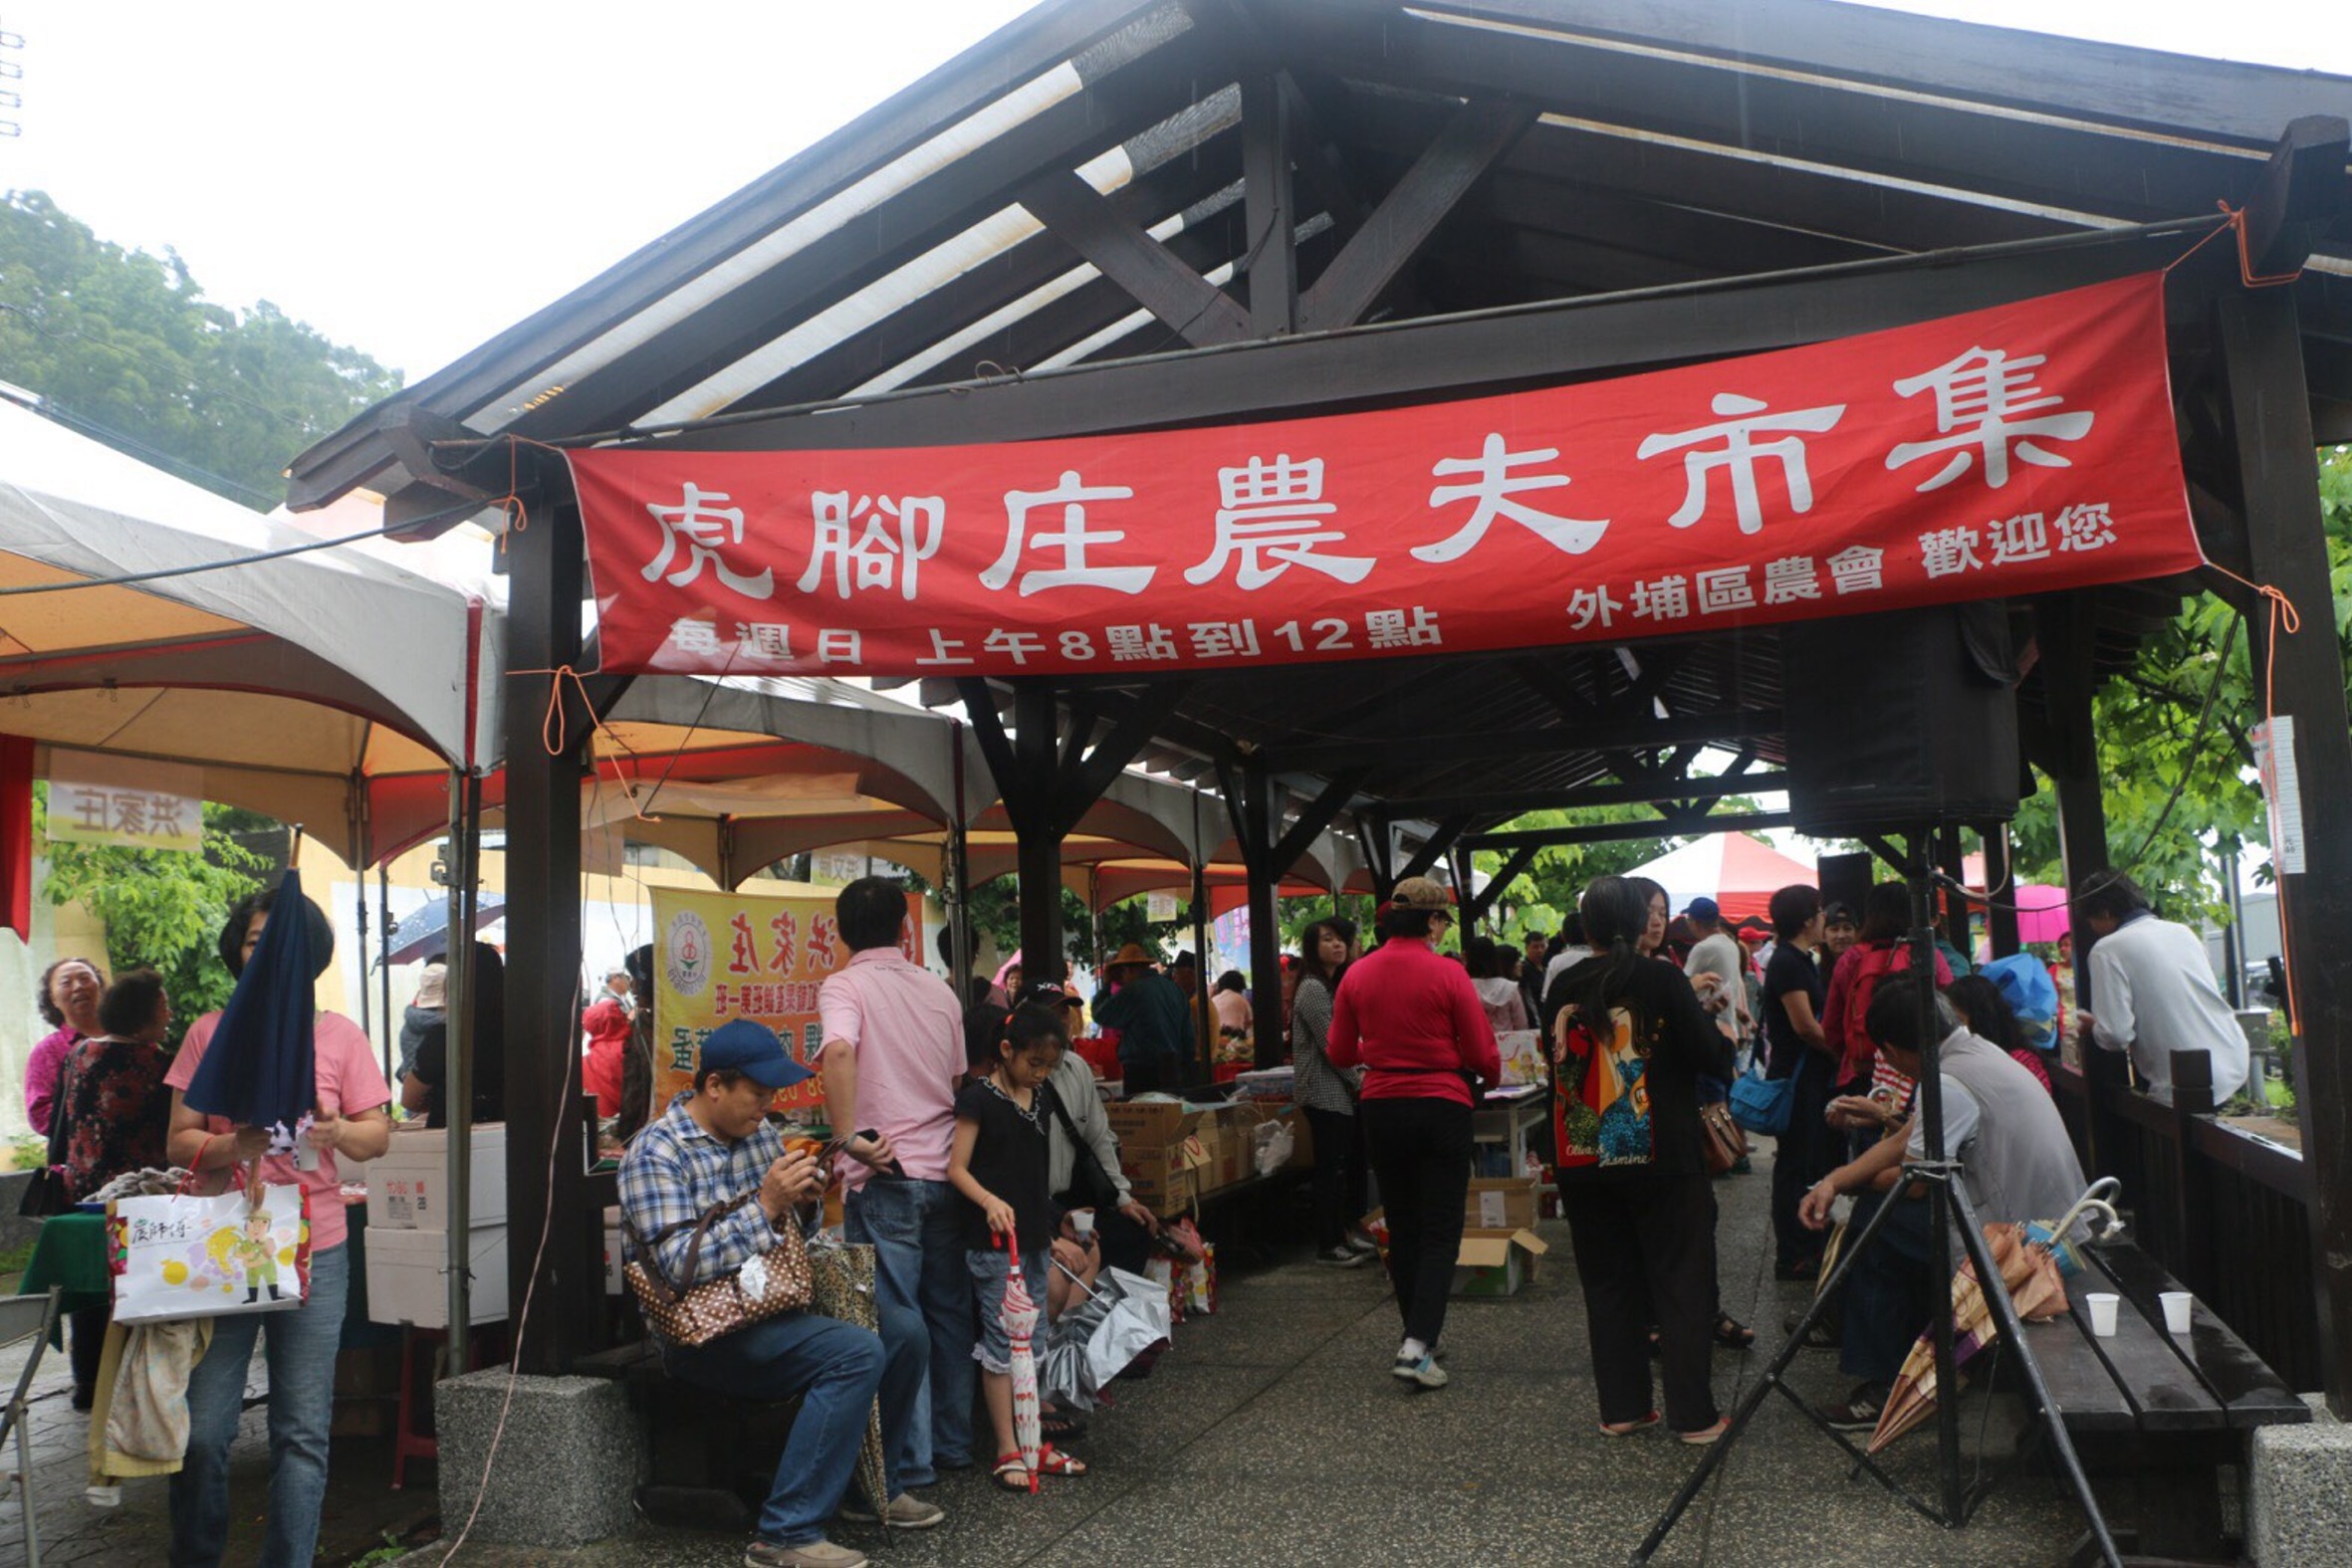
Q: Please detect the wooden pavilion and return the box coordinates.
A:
[286,0,2352,1426]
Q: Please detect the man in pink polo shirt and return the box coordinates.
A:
[817,876,970,1495]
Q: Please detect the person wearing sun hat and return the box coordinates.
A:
[1325,875,1501,1391]
[1091,942,1192,1094]
[621,1017,938,1566]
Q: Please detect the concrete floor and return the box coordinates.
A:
[0,1149,2155,1566]
[377,1157,2110,1567]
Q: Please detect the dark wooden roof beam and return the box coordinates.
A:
[1465,808,1791,852]
[1019,170,1254,346]
[1273,706,1781,771]
[1297,97,1537,332]
[1402,0,2352,149]
[1392,772,1787,819]
[1269,2,2261,229]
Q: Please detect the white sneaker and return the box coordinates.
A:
[1390,1353,1448,1390]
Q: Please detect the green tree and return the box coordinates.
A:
[1474,800,1754,944]
[0,189,403,508]
[2005,447,2352,927]
[35,787,275,1028]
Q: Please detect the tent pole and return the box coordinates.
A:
[443,770,481,1367]
[378,865,394,1080]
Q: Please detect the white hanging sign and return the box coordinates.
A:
[47,750,202,852]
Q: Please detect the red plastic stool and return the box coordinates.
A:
[391,1326,501,1489]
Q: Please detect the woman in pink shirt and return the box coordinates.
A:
[25,956,102,1135]
[1327,876,1501,1393]
[162,887,391,1568]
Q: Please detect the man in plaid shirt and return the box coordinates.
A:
[621,1019,935,1568]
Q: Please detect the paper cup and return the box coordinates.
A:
[2086,1292,2121,1338]
[2159,1291,2194,1335]
[1070,1210,1095,1239]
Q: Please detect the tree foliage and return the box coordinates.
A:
[2006,447,2352,927]
[1472,801,1730,944]
[34,787,275,1027]
[0,189,403,508]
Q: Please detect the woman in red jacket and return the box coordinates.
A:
[1327,876,1502,1392]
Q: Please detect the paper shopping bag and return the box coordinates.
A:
[109,1183,311,1324]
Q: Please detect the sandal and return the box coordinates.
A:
[992,1455,1035,1492]
[1032,1444,1088,1478]
[1714,1313,1757,1349]
[1041,1411,1089,1443]
[1677,1416,1734,1446]
[1599,1411,1661,1438]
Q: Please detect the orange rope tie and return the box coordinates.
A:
[2162,203,2305,289]
[510,663,664,824]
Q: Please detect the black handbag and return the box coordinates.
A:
[1044,1083,1124,1214]
[17,1052,78,1219]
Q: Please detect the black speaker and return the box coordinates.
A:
[1781,603,2021,836]
[1816,851,1874,919]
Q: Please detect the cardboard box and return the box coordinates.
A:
[364,1122,509,1231]
[1123,1164,1196,1215]
[365,1223,511,1327]
[601,1205,625,1296]
[1465,1176,1541,1232]
[1105,1100,1205,1145]
[1452,1228,1548,1297]
[1281,1108,1314,1170]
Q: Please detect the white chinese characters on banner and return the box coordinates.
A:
[47,750,203,852]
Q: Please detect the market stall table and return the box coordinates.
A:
[1471,1083,1547,1175]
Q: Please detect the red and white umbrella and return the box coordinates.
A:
[999,1230,1043,1492]
[1624,832,1816,925]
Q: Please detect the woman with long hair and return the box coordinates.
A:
[1546,876,1735,1443]
[1292,917,1373,1266]
[1327,880,1501,1387]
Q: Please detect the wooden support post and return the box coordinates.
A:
[1935,823,1970,956]
[1240,73,1296,337]
[501,493,596,1373]
[1011,682,1064,986]
[1238,759,1286,1069]
[1982,820,2022,960]
[2218,283,2352,1416]
[2034,593,2109,1012]
[1189,860,1213,1081]
[2166,1049,2219,1292]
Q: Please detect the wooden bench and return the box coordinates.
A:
[2013,1240,2308,1564]
[575,1337,803,1530]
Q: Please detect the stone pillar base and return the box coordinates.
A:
[434,1369,643,1548]
[2249,1395,2352,1566]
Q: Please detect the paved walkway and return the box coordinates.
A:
[0,1154,2122,1566]
[384,1157,2097,1567]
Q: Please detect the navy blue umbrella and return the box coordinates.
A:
[183,871,324,1139]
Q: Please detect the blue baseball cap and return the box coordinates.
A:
[699,1019,814,1089]
[1685,896,1721,922]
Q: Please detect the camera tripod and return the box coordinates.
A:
[1631,840,2121,1567]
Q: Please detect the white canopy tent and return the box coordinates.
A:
[0,396,499,866]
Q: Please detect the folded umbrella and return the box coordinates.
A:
[1867,1220,2076,1454]
[806,1233,890,1520]
[182,872,328,1150]
[1085,1266,1173,1395]
[999,1230,1043,1491]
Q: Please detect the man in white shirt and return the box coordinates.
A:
[2075,871,2248,1104]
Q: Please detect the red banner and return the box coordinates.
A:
[571,274,2200,677]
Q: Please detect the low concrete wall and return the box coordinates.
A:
[433,1369,644,1548]
[2248,1395,2352,1566]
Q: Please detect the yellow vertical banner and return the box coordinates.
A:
[651,885,923,1118]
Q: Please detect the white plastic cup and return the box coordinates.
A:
[2087,1292,2121,1338]
[2160,1291,2194,1335]
[1070,1210,1095,1239]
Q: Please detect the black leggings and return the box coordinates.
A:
[1360,1097,1473,1348]
[1302,1106,1369,1251]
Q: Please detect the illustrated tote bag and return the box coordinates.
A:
[110,1182,312,1325]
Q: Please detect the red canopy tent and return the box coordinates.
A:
[1623,832,1817,926]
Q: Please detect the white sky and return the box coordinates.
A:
[0,0,2345,382]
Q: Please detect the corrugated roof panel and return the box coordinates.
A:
[461,60,1091,435]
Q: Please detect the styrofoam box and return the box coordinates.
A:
[365,1223,510,1328]
[363,1122,509,1232]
